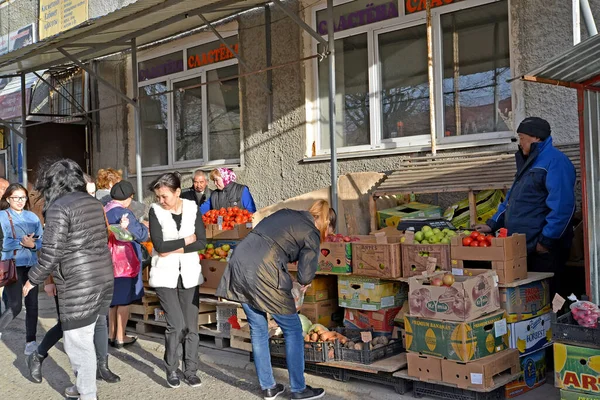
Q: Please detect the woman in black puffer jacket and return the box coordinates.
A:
[24,159,113,400]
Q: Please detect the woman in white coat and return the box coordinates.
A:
[148,172,206,389]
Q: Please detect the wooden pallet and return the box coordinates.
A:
[230,328,252,352]
[129,294,161,321]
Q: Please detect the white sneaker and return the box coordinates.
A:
[24,341,37,356]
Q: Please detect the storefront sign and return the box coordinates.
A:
[187,43,239,69]
[317,2,399,35]
[138,52,184,81]
[0,88,31,120]
[405,0,464,14]
[40,0,88,39]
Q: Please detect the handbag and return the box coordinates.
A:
[140,243,152,268]
[0,211,18,287]
[104,212,141,279]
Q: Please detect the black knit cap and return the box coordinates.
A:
[110,180,135,200]
[517,117,551,140]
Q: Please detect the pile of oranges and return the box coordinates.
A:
[202,207,253,230]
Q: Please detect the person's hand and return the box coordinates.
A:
[120,214,130,229]
[184,234,197,246]
[473,224,492,233]
[23,281,36,297]
[142,220,149,228]
[20,234,35,249]
[536,243,549,254]
[44,283,57,297]
[300,284,311,294]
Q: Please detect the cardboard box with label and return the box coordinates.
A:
[206,223,253,240]
[201,259,228,289]
[291,273,337,303]
[338,276,407,311]
[351,235,402,279]
[441,349,520,390]
[561,389,600,400]
[505,347,549,398]
[554,343,600,395]
[316,241,353,274]
[300,300,338,328]
[408,270,500,322]
[404,310,509,362]
[343,307,401,336]
[508,312,552,355]
[500,278,551,323]
[450,234,527,284]
[377,202,442,229]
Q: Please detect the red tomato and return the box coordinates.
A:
[470,241,480,247]
[462,237,473,246]
[470,231,480,239]
[477,235,486,242]
[486,235,495,241]
[480,242,489,247]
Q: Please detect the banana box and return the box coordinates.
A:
[338,276,408,311]
[404,309,509,362]
[500,278,551,323]
[555,343,600,395]
[561,389,600,400]
[377,202,442,229]
[505,346,549,398]
[508,312,552,355]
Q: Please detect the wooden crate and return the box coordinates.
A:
[401,243,451,277]
[230,328,252,352]
[129,294,160,321]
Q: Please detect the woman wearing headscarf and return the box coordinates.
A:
[199,168,256,214]
[216,200,335,400]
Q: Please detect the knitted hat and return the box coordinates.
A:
[517,117,551,140]
[110,181,135,200]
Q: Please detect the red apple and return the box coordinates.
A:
[431,278,443,286]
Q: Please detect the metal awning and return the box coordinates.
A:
[0,72,41,120]
[0,0,267,75]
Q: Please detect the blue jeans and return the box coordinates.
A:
[242,303,306,393]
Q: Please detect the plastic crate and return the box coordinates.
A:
[552,312,600,348]
[334,328,403,365]
[346,370,411,395]
[269,337,335,363]
[413,380,504,400]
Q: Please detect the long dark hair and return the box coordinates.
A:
[35,159,86,215]
[0,183,30,211]
[149,172,181,192]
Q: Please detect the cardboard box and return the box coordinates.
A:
[351,236,402,279]
[500,278,551,323]
[407,270,500,322]
[290,273,337,303]
[404,310,508,362]
[441,349,520,390]
[401,242,452,277]
[561,389,600,400]
[407,352,442,382]
[300,300,338,328]
[317,241,353,274]
[505,347,549,398]
[554,343,600,395]
[206,223,252,240]
[508,312,552,355]
[338,276,407,311]
[450,234,527,284]
[343,307,401,336]
[377,202,442,229]
[201,259,228,289]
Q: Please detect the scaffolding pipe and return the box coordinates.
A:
[131,38,144,203]
[20,73,28,189]
[326,0,338,221]
[426,0,437,154]
[581,0,598,36]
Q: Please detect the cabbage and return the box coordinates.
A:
[299,314,312,335]
[308,323,329,333]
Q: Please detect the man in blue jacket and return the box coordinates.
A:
[475,117,576,298]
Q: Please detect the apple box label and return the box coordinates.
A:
[364,283,375,290]
[475,295,489,308]
[470,373,483,385]
[494,318,507,338]
[452,268,463,276]
[381,296,395,308]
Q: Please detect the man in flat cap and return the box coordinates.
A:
[475,117,576,298]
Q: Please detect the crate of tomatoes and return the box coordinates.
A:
[450,232,527,284]
[202,207,254,239]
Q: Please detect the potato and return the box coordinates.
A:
[345,341,355,349]
[353,343,363,351]
[379,336,389,346]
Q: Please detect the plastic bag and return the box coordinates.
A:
[108,224,134,242]
[108,233,140,278]
[568,294,600,328]
[291,282,305,311]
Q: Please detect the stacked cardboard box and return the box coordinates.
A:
[555,343,600,400]
[404,270,520,390]
[296,274,339,328]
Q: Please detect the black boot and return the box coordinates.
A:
[26,350,45,383]
[97,355,121,383]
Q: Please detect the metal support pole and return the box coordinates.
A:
[426,0,437,154]
[131,39,144,203]
[0,117,27,139]
[20,73,28,189]
[574,0,582,44]
[326,0,338,220]
[581,0,598,37]
[272,0,328,47]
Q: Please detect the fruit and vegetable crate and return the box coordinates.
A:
[270,337,336,363]
[552,312,600,349]
[334,327,403,365]
[401,228,453,277]
[412,380,505,400]
[450,233,527,284]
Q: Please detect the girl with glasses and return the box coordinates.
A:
[0,183,43,356]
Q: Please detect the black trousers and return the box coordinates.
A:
[0,266,38,342]
[155,277,200,378]
[527,248,570,301]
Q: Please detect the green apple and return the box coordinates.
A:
[415,231,424,242]
[222,244,231,252]
[432,228,441,235]
[430,236,441,244]
[463,230,471,236]
[440,238,450,244]
[206,244,214,249]
[446,231,457,237]
[442,228,451,234]
[422,226,433,233]
[424,231,435,239]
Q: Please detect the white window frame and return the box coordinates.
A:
[308,0,512,157]
[137,31,241,173]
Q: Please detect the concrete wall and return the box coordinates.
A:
[0,0,36,40]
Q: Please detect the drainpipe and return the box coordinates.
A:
[581,0,598,37]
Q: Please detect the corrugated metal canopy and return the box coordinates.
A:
[372,144,581,196]
[518,33,600,86]
[0,0,265,75]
